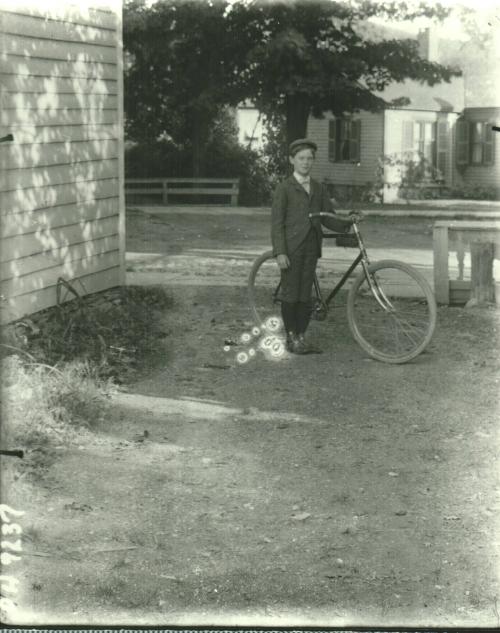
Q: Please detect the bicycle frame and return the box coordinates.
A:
[270,214,396,315]
[313,215,396,313]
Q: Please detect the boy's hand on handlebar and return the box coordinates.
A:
[348,211,363,224]
[276,254,290,270]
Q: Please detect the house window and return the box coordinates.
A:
[471,122,494,165]
[403,121,436,165]
[456,120,495,166]
[401,119,449,181]
[414,122,436,165]
[328,118,361,163]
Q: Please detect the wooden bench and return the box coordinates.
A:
[433,220,500,304]
[125,177,239,206]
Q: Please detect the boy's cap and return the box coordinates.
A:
[289,138,317,156]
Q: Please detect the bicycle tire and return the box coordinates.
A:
[248,250,283,327]
[347,259,437,364]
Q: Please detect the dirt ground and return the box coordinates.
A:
[2,206,500,627]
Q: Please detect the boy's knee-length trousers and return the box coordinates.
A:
[280,229,319,303]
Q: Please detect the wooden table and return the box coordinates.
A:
[433,220,500,304]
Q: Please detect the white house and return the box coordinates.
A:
[308,28,499,202]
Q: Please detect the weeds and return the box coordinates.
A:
[1,285,173,474]
[9,285,174,382]
[2,356,112,449]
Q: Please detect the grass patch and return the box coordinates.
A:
[1,285,173,474]
[2,356,113,474]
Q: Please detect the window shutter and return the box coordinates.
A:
[350,120,361,162]
[328,119,336,162]
[456,119,469,165]
[436,120,449,179]
[402,121,414,157]
[484,123,494,165]
[338,119,346,160]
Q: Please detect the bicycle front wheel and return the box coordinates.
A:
[248,250,283,326]
[347,259,437,364]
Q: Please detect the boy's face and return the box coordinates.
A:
[289,148,315,176]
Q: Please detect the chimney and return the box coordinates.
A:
[418,27,439,62]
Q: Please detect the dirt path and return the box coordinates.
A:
[3,207,499,626]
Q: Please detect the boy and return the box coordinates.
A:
[271,138,352,354]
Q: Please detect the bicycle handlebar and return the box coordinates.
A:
[308,211,364,225]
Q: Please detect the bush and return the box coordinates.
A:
[125,141,192,178]
[125,107,279,206]
[325,182,382,205]
[126,138,275,206]
[449,183,498,200]
[4,285,174,383]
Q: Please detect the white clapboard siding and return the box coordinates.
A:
[1,2,117,29]
[3,139,118,171]
[0,2,125,324]
[2,11,116,46]
[4,34,117,64]
[3,57,119,80]
[1,179,119,215]
[1,215,119,263]
[4,108,119,127]
[2,75,118,95]
[1,235,119,282]
[2,250,120,299]
[3,124,119,145]
[1,198,119,238]
[1,267,122,324]
[3,92,118,111]
[4,159,118,192]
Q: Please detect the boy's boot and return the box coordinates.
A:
[296,333,322,354]
[286,331,300,354]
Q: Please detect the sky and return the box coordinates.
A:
[368,0,500,41]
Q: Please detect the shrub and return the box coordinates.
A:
[125,141,192,178]
[126,138,275,206]
[14,285,174,382]
[325,182,382,205]
[449,183,498,200]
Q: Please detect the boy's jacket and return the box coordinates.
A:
[271,175,350,258]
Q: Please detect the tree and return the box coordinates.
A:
[227,0,461,148]
[124,0,260,175]
[124,0,461,175]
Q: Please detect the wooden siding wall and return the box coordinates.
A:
[308,112,384,186]
[0,1,125,324]
[459,107,500,192]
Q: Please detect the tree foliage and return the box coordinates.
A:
[228,0,461,145]
[123,0,461,174]
[124,0,258,173]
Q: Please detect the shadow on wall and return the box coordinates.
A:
[0,4,123,323]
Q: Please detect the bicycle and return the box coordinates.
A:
[248,212,437,364]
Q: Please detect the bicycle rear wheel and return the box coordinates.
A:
[347,259,437,364]
[248,250,283,326]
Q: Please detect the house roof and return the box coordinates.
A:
[371,75,465,113]
[359,19,466,113]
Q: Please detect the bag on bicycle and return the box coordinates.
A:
[319,214,352,234]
